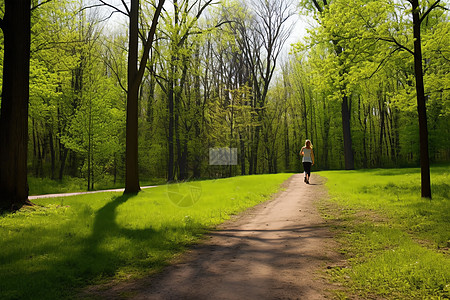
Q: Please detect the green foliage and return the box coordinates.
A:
[291,0,450,169]
[3,0,448,188]
[0,174,291,299]
[319,166,450,299]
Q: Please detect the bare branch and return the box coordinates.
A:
[312,0,323,13]
[436,50,450,62]
[93,0,129,16]
[154,73,168,93]
[133,0,166,92]
[105,59,128,94]
[98,10,122,23]
[31,0,52,12]
[177,0,215,48]
[102,42,128,94]
[377,36,414,56]
[420,0,441,24]
[80,3,127,17]
[368,47,400,79]
[120,0,130,15]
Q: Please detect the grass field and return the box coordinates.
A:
[0,174,292,300]
[318,165,450,299]
[27,176,166,196]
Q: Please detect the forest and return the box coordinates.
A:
[0,0,449,209]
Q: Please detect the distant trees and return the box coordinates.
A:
[0,0,448,207]
[229,0,294,174]
[303,0,356,170]
[156,0,214,181]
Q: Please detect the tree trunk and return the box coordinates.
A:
[147,55,155,125]
[322,100,330,169]
[301,84,308,138]
[411,0,431,198]
[87,99,92,191]
[124,0,141,193]
[167,77,175,182]
[175,109,182,180]
[123,0,164,191]
[0,0,32,211]
[378,92,385,166]
[193,56,202,179]
[284,111,290,171]
[250,126,261,174]
[239,133,246,175]
[49,129,55,179]
[59,147,68,180]
[359,100,368,169]
[341,95,354,170]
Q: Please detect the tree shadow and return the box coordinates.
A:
[0,193,204,299]
[78,193,194,276]
[115,222,340,299]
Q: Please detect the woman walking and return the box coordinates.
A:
[300,140,315,184]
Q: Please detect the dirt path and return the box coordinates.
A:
[88,173,341,299]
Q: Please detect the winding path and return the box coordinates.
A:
[88,174,341,299]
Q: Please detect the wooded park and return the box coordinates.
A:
[0,1,449,299]
[1,0,448,210]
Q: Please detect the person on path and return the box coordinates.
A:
[300,140,315,184]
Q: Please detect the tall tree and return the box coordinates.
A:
[357,0,446,196]
[305,0,355,169]
[83,0,164,192]
[0,0,32,211]
[95,0,164,193]
[409,0,441,198]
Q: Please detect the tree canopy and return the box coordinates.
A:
[0,0,448,209]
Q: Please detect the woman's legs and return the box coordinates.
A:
[303,162,312,183]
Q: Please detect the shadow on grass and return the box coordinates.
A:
[0,193,205,300]
[73,193,200,292]
[88,224,338,299]
[355,181,449,248]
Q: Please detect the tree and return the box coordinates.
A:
[353,0,446,196]
[301,0,356,170]
[93,0,165,193]
[125,0,164,193]
[409,0,438,198]
[0,0,32,211]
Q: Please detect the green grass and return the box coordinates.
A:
[318,165,450,299]
[28,176,166,195]
[0,174,292,300]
